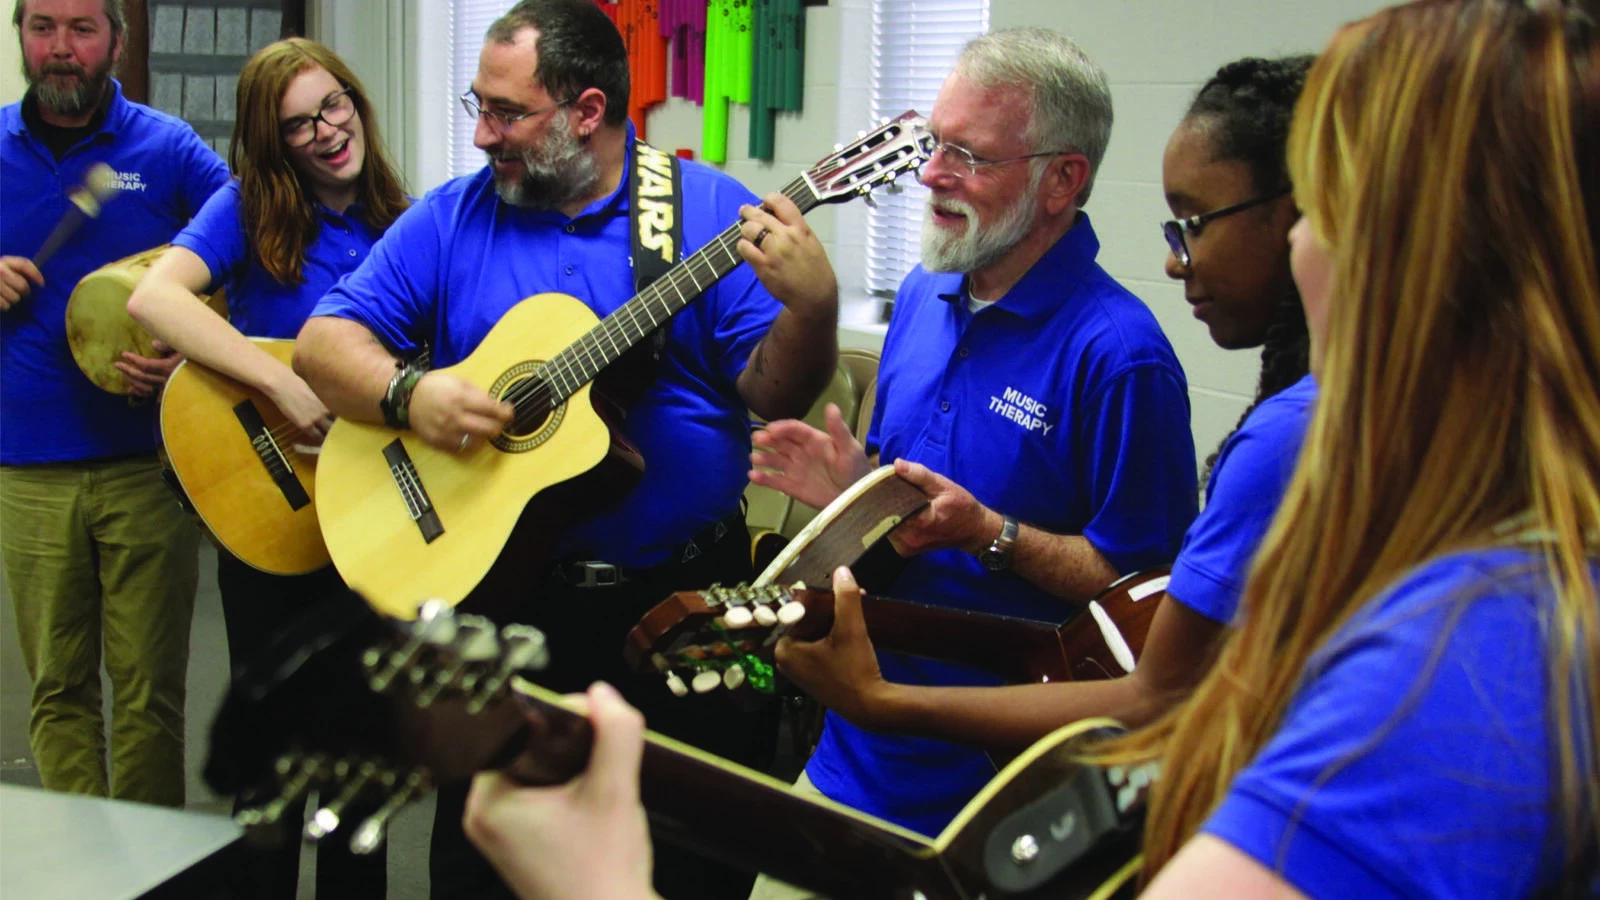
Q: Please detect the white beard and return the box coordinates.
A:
[919,166,1045,274]
[492,111,599,210]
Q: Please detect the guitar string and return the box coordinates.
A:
[495,178,816,427]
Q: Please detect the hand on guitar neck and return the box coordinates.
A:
[464,682,659,900]
[771,565,896,727]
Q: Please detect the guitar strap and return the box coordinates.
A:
[630,140,684,363]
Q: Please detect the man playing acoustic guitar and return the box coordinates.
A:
[292,2,839,898]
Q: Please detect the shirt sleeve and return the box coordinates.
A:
[1203,559,1558,899]
[1166,406,1304,624]
[1075,361,1199,574]
[171,181,245,294]
[309,196,441,357]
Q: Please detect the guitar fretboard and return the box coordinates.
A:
[503,175,822,418]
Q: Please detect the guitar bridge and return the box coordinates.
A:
[235,400,311,510]
[382,439,444,543]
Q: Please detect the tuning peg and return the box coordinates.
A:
[306,761,383,841]
[368,601,458,692]
[691,670,722,694]
[833,142,843,152]
[236,754,328,842]
[777,602,806,625]
[723,664,746,690]
[722,606,754,629]
[863,193,878,209]
[465,625,550,714]
[753,604,778,627]
[349,770,427,855]
[665,671,689,697]
[416,617,500,707]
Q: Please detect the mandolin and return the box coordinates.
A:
[313,115,935,619]
[205,594,1155,899]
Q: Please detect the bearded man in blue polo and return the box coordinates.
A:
[747,27,1199,849]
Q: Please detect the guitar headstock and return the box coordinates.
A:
[624,582,833,698]
[205,593,569,856]
[802,110,933,207]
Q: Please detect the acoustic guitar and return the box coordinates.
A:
[313,113,935,619]
[205,595,1155,899]
[159,338,327,575]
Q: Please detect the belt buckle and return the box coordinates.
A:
[575,560,627,589]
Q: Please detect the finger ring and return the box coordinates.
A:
[458,434,470,451]
[752,227,771,250]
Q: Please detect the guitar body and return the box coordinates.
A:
[159,338,329,575]
[316,293,620,618]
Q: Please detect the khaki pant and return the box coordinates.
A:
[747,771,833,900]
[1,457,199,806]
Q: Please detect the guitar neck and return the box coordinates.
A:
[792,592,1075,684]
[536,175,821,405]
[502,677,961,900]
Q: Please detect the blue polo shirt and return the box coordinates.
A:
[1,81,229,464]
[1205,547,1588,898]
[1167,375,1316,625]
[311,126,780,565]
[173,181,385,339]
[806,214,1199,836]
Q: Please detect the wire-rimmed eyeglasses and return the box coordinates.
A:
[280,88,356,148]
[925,137,1075,179]
[459,91,570,132]
[1162,189,1292,267]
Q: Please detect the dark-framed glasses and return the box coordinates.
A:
[459,91,569,132]
[281,88,356,148]
[1162,188,1292,267]
[925,136,1074,179]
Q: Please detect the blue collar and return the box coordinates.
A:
[934,212,1103,324]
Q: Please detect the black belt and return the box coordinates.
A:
[549,510,745,589]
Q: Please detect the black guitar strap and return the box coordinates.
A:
[630,140,684,362]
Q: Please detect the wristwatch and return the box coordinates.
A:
[977,515,1019,572]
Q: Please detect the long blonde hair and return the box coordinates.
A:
[1106,0,1600,885]
[231,38,409,284]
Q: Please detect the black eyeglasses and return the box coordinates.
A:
[925,136,1075,179]
[280,89,356,148]
[459,91,570,133]
[1161,188,1292,267]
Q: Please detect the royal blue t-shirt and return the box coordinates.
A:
[310,126,781,565]
[1,82,229,464]
[1167,375,1316,625]
[1205,547,1590,897]
[806,215,1200,836]
[172,181,386,339]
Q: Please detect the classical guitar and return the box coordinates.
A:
[206,596,1155,899]
[314,114,935,618]
[159,340,430,576]
[628,567,1170,696]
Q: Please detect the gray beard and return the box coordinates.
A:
[920,166,1044,274]
[492,113,599,210]
[26,62,112,119]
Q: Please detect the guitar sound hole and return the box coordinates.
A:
[501,375,554,440]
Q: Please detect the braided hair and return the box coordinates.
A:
[1188,56,1314,486]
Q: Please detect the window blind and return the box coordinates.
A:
[867,0,989,307]
[448,1,509,179]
